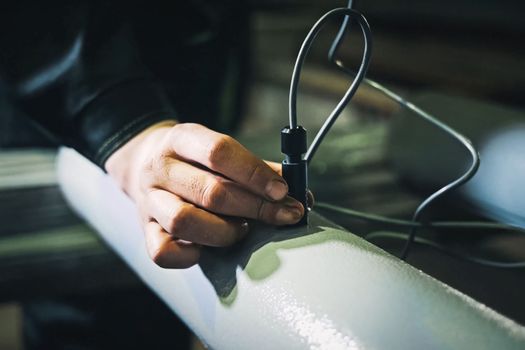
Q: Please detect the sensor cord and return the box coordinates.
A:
[317,202,525,268]
[316,202,525,232]
[288,8,373,162]
[291,2,518,267]
[365,231,525,269]
[326,0,480,260]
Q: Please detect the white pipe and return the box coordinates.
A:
[57,147,525,350]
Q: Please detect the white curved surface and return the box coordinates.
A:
[57,147,525,350]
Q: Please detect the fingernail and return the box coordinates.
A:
[266,180,288,201]
[276,206,303,224]
[283,195,300,207]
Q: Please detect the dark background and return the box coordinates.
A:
[1,1,524,349]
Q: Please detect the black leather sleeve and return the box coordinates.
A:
[0,2,175,167]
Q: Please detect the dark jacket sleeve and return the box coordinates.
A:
[0,2,175,167]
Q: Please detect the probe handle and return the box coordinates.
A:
[282,159,308,225]
[281,126,309,226]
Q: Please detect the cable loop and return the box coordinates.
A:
[288,8,372,162]
[293,2,484,262]
[326,2,481,260]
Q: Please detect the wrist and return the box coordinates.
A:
[105,120,176,200]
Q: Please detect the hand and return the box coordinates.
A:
[105,121,305,268]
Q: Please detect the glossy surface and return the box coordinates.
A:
[58,147,525,349]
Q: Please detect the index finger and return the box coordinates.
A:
[167,123,289,201]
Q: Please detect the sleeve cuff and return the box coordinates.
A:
[71,79,175,167]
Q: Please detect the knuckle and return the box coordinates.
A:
[167,204,194,234]
[201,180,228,210]
[148,243,171,268]
[169,123,198,146]
[168,123,185,138]
[206,135,233,166]
[148,243,200,269]
[142,155,170,188]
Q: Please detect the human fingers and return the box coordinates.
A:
[143,220,201,269]
[265,160,314,209]
[265,161,282,176]
[146,189,249,247]
[166,123,289,201]
[146,158,304,225]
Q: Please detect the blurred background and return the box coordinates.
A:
[1,0,524,348]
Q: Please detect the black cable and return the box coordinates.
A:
[291,2,508,267]
[288,8,372,162]
[365,231,525,268]
[326,0,481,260]
[316,201,525,233]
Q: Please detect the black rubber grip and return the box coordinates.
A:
[281,125,309,226]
